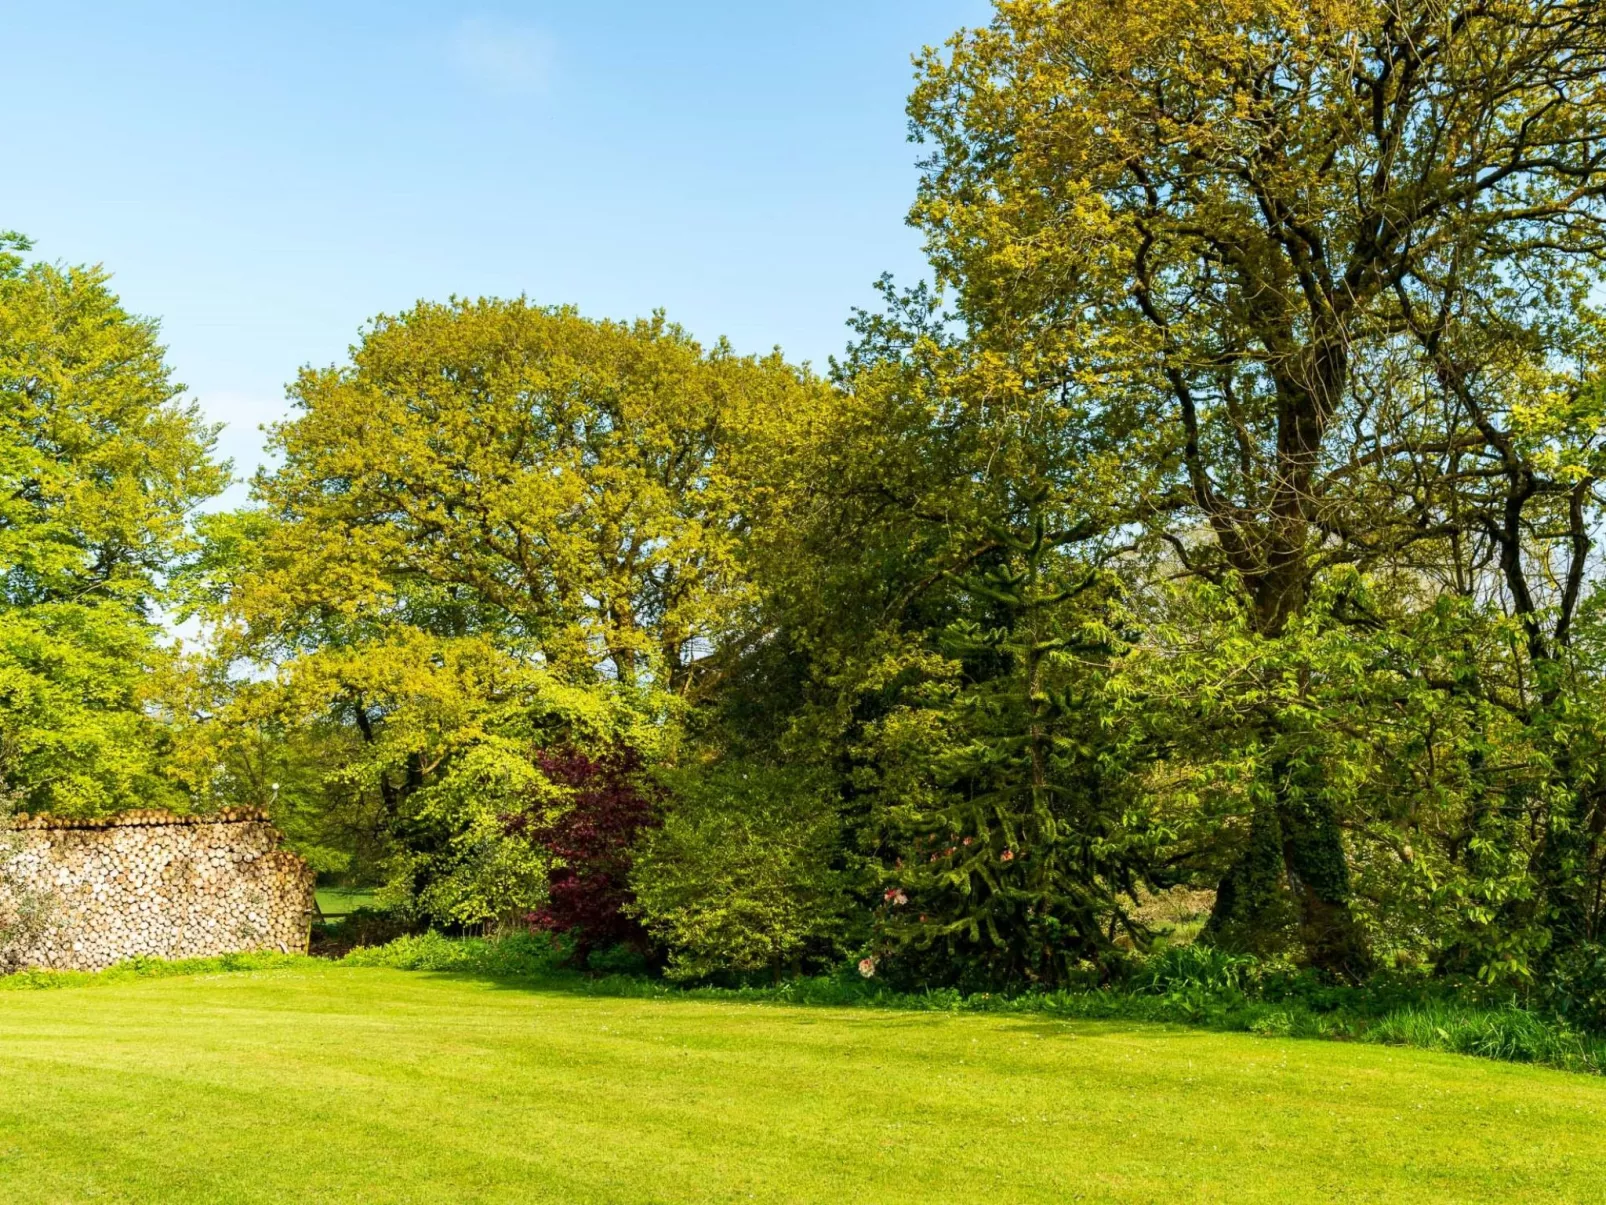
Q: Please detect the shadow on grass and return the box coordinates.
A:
[7,935,1604,1078]
[334,934,1606,1076]
[386,967,1182,1052]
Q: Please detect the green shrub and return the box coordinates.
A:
[1541,943,1606,1035]
[630,763,852,981]
[586,943,651,977]
[341,930,569,977]
[1133,943,1263,999]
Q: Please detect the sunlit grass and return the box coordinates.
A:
[0,963,1603,1203]
[313,887,377,919]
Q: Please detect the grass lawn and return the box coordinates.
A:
[314,887,377,919]
[1,965,1604,1203]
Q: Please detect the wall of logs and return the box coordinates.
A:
[0,808,315,972]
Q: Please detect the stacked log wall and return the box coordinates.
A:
[0,809,315,971]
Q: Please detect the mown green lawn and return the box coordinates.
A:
[313,887,377,919]
[0,965,1603,1203]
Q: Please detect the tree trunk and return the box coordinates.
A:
[1197,358,1373,975]
[1203,792,1294,956]
[1206,756,1373,980]
[1279,770,1373,980]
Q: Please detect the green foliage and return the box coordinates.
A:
[20,4,1606,1035]
[630,762,852,980]
[1134,945,1263,1001]
[341,929,568,975]
[863,508,1151,987]
[904,0,1606,976]
[1542,943,1606,1035]
[182,298,831,927]
[0,234,225,814]
[223,298,827,695]
[1366,1003,1606,1074]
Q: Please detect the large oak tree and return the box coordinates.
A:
[908,0,1606,972]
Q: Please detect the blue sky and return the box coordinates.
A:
[4,1,990,494]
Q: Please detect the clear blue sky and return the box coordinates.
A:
[4,1,990,492]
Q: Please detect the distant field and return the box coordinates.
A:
[313,887,376,918]
[0,964,1603,1203]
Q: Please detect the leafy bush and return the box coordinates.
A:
[342,929,569,977]
[630,762,852,980]
[1541,943,1606,1035]
[585,943,651,976]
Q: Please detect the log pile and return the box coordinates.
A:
[0,809,315,972]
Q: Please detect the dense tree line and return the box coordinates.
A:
[9,1,1606,1017]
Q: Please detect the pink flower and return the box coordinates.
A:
[893,891,908,907]
[962,837,972,846]
[858,957,877,978]
[1000,849,1015,862]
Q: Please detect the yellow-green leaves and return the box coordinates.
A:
[0,240,224,813]
[191,299,833,922]
[232,299,826,699]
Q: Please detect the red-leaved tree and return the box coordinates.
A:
[508,748,659,963]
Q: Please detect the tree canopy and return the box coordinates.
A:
[0,233,224,813]
[12,0,1606,1009]
[901,0,1606,975]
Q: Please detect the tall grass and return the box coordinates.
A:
[1364,1001,1606,1073]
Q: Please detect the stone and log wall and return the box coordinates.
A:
[0,808,315,972]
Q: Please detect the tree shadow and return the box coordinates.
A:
[355,963,1200,1044]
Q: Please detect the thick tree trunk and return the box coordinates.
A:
[1279,772,1373,980]
[1206,758,1373,979]
[1203,793,1294,955]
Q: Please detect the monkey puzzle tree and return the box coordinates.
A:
[866,508,1149,988]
